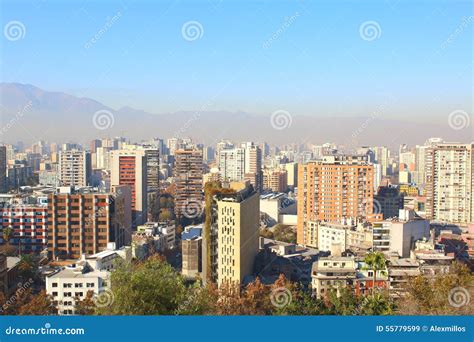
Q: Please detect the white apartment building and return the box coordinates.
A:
[426,143,473,225]
[58,150,91,187]
[373,209,430,258]
[46,245,130,315]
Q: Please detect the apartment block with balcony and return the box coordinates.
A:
[297,155,377,247]
[47,187,131,260]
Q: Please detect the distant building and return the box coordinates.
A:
[262,169,288,193]
[110,149,148,225]
[0,146,7,193]
[174,148,203,219]
[58,150,91,187]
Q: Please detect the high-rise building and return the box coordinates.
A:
[243,142,262,192]
[219,148,246,183]
[262,169,288,193]
[283,162,298,189]
[0,146,7,193]
[121,144,160,220]
[174,148,203,219]
[218,142,262,192]
[373,146,390,177]
[58,150,91,187]
[47,187,131,260]
[297,155,376,247]
[202,181,259,285]
[425,143,473,225]
[110,149,148,225]
[90,139,102,154]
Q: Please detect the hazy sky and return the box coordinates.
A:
[1,0,472,122]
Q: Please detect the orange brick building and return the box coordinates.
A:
[297,156,377,247]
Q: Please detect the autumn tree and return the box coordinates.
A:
[16,290,56,315]
[398,261,473,315]
[75,290,97,315]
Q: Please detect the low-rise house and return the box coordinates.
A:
[311,256,356,298]
[46,245,130,315]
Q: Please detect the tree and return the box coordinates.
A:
[0,226,16,256]
[325,286,360,315]
[175,281,218,315]
[241,277,272,315]
[398,261,473,315]
[18,255,36,281]
[16,290,56,315]
[358,292,395,315]
[363,252,387,294]
[98,255,187,315]
[75,290,96,315]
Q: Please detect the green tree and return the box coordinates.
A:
[358,292,395,315]
[363,252,387,294]
[98,255,187,315]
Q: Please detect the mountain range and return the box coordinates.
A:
[0,82,470,147]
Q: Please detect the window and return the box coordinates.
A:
[52,283,58,288]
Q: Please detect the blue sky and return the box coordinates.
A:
[1,0,472,121]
